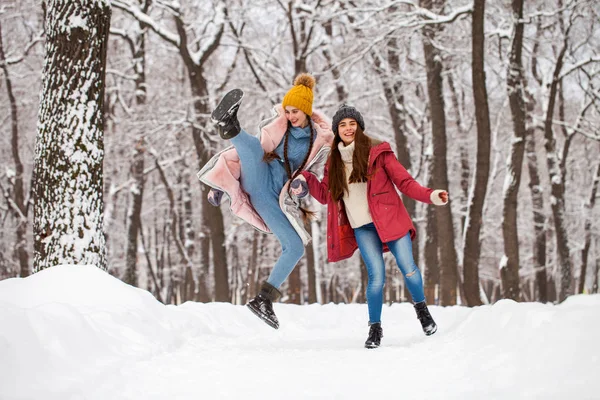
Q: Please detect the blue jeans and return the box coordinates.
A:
[354,223,425,324]
[231,129,304,289]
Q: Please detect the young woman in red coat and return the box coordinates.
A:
[292,104,448,349]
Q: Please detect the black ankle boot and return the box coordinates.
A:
[247,282,282,329]
[364,322,383,349]
[414,301,437,336]
[211,89,243,139]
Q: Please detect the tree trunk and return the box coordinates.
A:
[138,219,163,303]
[446,72,470,232]
[246,231,260,302]
[525,128,547,302]
[374,37,419,266]
[463,0,491,306]
[579,162,600,293]
[424,171,440,304]
[190,79,229,302]
[34,0,110,271]
[287,258,303,304]
[323,19,347,103]
[592,247,599,294]
[124,13,148,287]
[306,222,318,304]
[0,22,30,277]
[229,231,239,303]
[500,0,527,301]
[420,0,459,305]
[182,175,196,302]
[543,27,573,303]
[112,2,228,301]
[124,139,145,286]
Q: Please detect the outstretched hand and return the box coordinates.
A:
[291,176,309,199]
[430,189,449,206]
[438,191,448,204]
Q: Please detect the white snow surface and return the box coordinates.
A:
[1,265,599,400]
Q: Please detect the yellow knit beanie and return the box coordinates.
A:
[281,73,316,117]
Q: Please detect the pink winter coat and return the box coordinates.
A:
[198,105,334,241]
[301,141,434,262]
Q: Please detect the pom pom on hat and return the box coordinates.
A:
[293,73,315,90]
[282,73,315,116]
[332,104,365,135]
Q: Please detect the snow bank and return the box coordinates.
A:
[1,265,598,400]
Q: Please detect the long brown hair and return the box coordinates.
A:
[328,125,377,201]
[263,117,317,223]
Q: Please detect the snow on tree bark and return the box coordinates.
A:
[33,0,111,272]
[543,14,574,303]
[500,0,526,301]
[526,128,547,302]
[579,162,600,293]
[446,72,470,233]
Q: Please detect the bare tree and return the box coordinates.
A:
[525,127,548,301]
[110,1,150,286]
[527,18,548,302]
[542,7,578,302]
[424,172,440,304]
[592,241,599,294]
[446,71,470,232]
[420,0,460,305]
[463,0,491,306]
[112,0,229,301]
[33,0,111,271]
[0,21,41,277]
[499,0,527,301]
[579,161,600,293]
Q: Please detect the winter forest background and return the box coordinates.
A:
[0,0,598,308]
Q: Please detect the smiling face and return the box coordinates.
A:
[284,106,309,128]
[337,118,358,145]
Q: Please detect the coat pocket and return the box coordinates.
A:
[338,224,356,256]
[372,190,399,207]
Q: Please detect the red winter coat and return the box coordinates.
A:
[301,141,434,262]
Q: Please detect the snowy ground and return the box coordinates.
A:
[1,265,599,400]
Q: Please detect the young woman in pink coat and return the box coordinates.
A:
[198,74,333,329]
[292,104,448,348]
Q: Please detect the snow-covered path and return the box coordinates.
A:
[1,266,599,400]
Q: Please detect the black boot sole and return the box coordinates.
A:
[246,303,279,330]
[211,89,244,124]
[424,323,438,336]
[364,342,380,349]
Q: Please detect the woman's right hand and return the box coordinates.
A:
[291,176,309,199]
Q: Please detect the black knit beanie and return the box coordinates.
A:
[332,104,365,135]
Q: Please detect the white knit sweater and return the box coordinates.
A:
[338,141,372,228]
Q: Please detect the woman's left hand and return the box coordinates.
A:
[430,189,449,205]
[438,191,448,204]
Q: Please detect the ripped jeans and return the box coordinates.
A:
[354,223,425,324]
